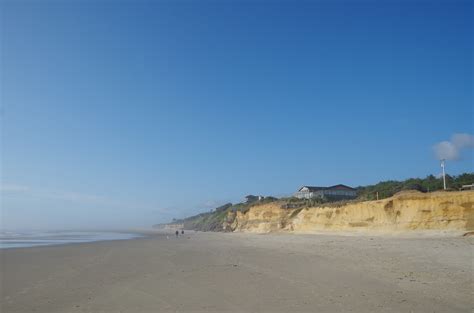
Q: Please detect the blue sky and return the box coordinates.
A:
[1,0,472,230]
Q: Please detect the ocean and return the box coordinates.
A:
[0,230,143,249]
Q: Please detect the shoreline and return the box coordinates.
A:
[0,230,152,251]
[0,227,467,252]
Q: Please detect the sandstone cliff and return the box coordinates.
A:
[224,191,474,234]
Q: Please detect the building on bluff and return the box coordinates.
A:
[294,184,357,200]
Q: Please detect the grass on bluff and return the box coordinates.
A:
[356,173,474,200]
[173,197,279,231]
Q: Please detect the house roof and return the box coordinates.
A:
[299,186,325,192]
[298,184,356,192]
[327,184,356,191]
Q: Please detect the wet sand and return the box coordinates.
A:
[1,231,472,312]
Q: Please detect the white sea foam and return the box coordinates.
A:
[0,231,142,249]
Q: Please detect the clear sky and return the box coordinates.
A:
[1,0,472,230]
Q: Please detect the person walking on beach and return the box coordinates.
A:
[181,230,184,235]
[175,230,179,238]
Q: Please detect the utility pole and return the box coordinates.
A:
[441,159,447,190]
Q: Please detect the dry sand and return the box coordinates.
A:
[1,231,473,313]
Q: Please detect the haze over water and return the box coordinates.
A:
[0,230,142,249]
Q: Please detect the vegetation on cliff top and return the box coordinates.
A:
[172,198,278,231]
[167,173,473,232]
[357,173,474,200]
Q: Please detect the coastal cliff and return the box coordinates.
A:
[224,191,474,234]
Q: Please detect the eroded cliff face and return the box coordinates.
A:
[224,191,474,234]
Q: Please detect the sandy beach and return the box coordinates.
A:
[1,231,472,313]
